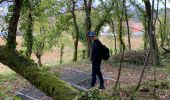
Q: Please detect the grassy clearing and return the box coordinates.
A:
[0,72,21,99]
[0,73,16,83]
[0,64,27,99]
[165,64,170,74]
[0,64,17,83]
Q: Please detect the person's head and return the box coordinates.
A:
[89,32,97,41]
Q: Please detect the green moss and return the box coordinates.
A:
[0,46,78,100]
[0,73,16,83]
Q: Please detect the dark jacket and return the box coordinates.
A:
[91,39,103,62]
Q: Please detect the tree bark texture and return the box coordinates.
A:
[25,2,33,58]
[0,46,78,100]
[6,0,23,50]
[84,0,92,58]
[124,0,131,51]
[144,0,160,66]
[71,0,79,61]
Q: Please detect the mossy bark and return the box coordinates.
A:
[71,0,79,62]
[0,46,78,100]
[84,0,92,58]
[25,4,33,58]
[6,0,23,50]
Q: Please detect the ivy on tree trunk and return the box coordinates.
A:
[6,0,23,50]
[71,0,79,61]
[25,2,33,58]
[84,0,92,58]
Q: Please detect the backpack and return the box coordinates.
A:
[101,45,110,61]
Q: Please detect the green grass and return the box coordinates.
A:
[45,57,90,68]
[0,73,17,83]
[0,93,21,100]
[165,64,170,74]
[156,63,170,75]
[0,71,17,97]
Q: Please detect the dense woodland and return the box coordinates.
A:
[0,0,170,100]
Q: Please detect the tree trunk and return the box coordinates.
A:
[124,0,131,51]
[60,45,64,64]
[25,3,33,58]
[144,0,160,66]
[2,0,78,99]
[84,0,92,58]
[143,15,148,50]
[71,0,79,61]
[164,0,167,46]
[35,38,45,66]
[159,19,164,47]
[153,0,159,94]
[73,40,78,61]
[0,46,78,100]
[133,49,151,93]
[35,53,42,67]
[114,0,125,92]
[108,21,117,55]
[6,0,23,50]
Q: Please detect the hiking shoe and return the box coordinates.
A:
[98,86,105,89]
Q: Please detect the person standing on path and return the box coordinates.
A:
[89,32,105,89]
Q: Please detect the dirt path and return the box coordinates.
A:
[50,62,170,90]
[1,61,170,99]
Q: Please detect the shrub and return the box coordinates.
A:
[76,89,113,100]
[110,50,148,65]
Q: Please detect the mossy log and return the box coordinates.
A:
[0,46,78,100]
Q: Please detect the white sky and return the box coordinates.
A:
[0,2,10,16]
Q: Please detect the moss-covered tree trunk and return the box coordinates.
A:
[2,0,78,99]
[0,46,78,99]
[35,53,42,66]
[162,0,167,47]
[6,0,23,50]
[124,0,131,51]
[143,15,148,50]
[108,21,117,55]
[25,2,33,58]
[60,44,64,64]
[84,0,92,58]
[71,0,79,61]
[114,0,125,92]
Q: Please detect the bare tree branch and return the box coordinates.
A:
[162,47,170,53]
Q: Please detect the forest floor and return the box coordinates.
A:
[1,60,170,100]
[50,60,170,99]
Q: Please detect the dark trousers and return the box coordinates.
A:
[91,61,104,87]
